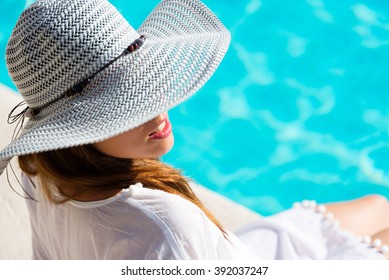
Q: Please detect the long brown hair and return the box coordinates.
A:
[18,145,227,236]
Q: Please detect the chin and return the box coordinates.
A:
[152,133,174,158]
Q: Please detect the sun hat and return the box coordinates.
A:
[0,0,230,174]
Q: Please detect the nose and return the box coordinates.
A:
[154,112,167,122]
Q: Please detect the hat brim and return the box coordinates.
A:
[0,0,230,173]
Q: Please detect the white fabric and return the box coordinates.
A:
[235,208,384,260]
[22,174,385,260]
[22,174,251,259]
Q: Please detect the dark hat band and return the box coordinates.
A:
[24,35,146,118]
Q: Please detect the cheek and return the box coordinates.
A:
[93,130,146,158]
[112,138,146,158]
[93,131,174,159]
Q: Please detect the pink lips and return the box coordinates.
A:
[148,115,172,140]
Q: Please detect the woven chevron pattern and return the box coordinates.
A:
[0,0,230,174]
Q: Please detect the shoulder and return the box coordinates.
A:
[113,184,231,259]
[128,184,207,225]
[67,183,230,259]
[22,176,238,259]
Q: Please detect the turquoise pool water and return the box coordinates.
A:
[1,0,389,215]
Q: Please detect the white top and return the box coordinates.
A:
[22,173,385,260]
[22,174,252,259]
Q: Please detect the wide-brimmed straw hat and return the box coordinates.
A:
[0,0,230,174]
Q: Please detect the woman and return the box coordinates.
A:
[1,0,388,259]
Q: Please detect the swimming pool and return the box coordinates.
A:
[1,0,389,216]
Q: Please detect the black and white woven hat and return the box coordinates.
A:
[0,0,230,174]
